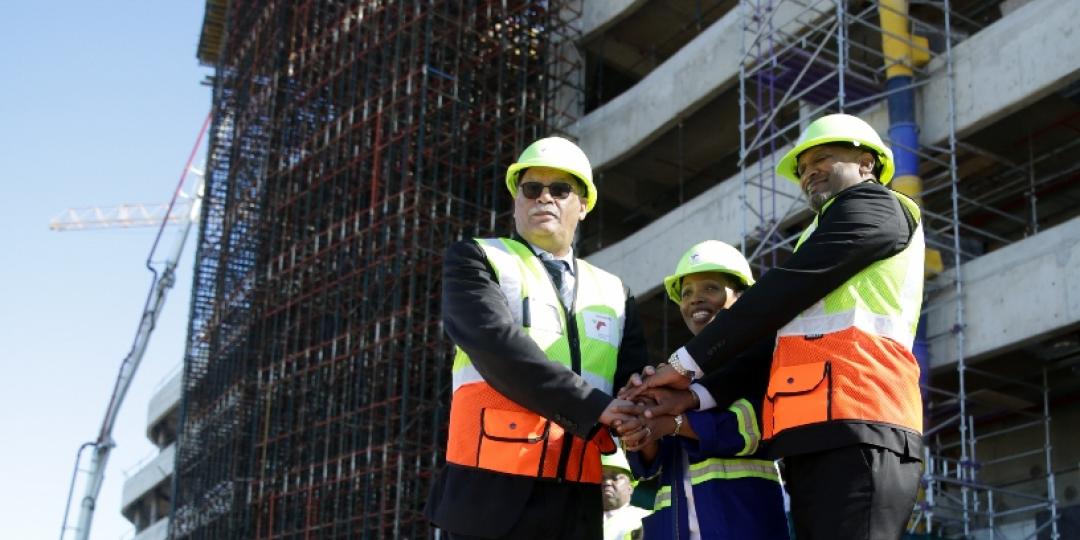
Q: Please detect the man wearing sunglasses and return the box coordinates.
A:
[427,136,648,540]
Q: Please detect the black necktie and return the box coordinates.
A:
[538,253,574,309]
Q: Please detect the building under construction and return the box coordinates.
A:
[174,0,1080,538]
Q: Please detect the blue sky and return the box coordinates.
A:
[0,3,210,538]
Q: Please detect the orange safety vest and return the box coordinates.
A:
[446,383,617,482]
[763,192,924,439]
[445,238,625,483]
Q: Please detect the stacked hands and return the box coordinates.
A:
[599,363,698,452]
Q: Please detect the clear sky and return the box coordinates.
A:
[0,3,211,539]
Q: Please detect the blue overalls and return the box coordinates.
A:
[628,399,790,540]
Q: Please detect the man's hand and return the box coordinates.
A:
[617,365,656,399]
[621,363,692,401]
[639,386,697,419]
[598,398,643,428]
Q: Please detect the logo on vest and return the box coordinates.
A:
[583,312,616,345]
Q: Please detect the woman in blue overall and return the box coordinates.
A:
[621,240,789,539]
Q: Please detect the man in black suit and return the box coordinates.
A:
[425,136,648,540]
[622,114,925,540]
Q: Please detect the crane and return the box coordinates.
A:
[48,199,196,232]
[58,114,210,540]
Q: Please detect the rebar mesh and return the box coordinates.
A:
[172,2,583,538]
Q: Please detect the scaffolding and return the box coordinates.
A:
[737,0,1060,537]
[171,2,583,538]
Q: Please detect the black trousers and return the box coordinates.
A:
[783,444,920,540]
[444,480,602,540]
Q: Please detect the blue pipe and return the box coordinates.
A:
[886,76,920,181]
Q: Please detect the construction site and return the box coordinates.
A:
[130,0,1080,538]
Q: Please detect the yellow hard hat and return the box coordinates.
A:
[601,448,632,474]
[775,113,895,185]
[663,241,755,304]
[505,136,597,211]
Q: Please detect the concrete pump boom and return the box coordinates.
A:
[59,114,210,540]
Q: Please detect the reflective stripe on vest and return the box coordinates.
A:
[654,486,672,511]
[765,190,924,439]
[652,458,779,511]
[445,237,625,483]
[728,399,761,457]
[688,458,780,484]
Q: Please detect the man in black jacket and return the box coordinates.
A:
[426,136,648,540]
[623,114,925,540]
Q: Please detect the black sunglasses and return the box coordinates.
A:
[519,181,577,200]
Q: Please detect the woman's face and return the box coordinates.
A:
[679,271,741,335]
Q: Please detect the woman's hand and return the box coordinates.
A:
[618,414,676,452]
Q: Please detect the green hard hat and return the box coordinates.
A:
[775,113,895,185]
[601,448,632,474]
[505,136,597,212]
[663,241,755,304]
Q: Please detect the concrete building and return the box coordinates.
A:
[120,370,180,540]
[569,0,1080,537]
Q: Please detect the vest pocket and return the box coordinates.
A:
[478,408,551,477]
[766,361,831,434]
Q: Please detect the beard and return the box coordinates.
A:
[808,190,832,213]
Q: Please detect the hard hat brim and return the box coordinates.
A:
[776,136,896,185]
[505,163,596,212]
[663,265,755,304]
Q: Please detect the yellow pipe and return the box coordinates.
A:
[893,174,943,275]
[879,0,929,79]
[891,174,922,204]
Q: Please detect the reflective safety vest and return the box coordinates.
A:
[446,237,626,483]
[764,190,924,439]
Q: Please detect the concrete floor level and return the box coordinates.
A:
[121,371,179,540]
